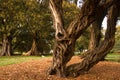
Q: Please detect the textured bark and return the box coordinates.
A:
[49,0,66,41]
[81,6,107,58]
[48,0,101,77]
[48,39,75,77]
[0,34,12,56]
[48,0,71,77]
[88,23,101,50]
[66,0,101,39]
[48,0,120,78]
[66,4,119,77]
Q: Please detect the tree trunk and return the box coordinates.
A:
[48,0,101,77]
[81,8,107,58]
[23,38,42,56]
[48,0,119,78]
[66,4,119,77]
[0,34,12,56]
[23,30,43,56]
[48,38,75,77]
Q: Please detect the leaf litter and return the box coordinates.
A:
[0,56,120,80]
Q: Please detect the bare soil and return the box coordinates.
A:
[0,56,120,80]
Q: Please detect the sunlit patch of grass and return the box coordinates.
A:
[0,53,119,67]
[0,56,42,66]
[106,53,120,62]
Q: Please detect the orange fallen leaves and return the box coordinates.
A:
[0,56,120,80]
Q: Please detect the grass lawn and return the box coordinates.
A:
[0,53,120,67]
[0,56,42,66]
[105,53,120,62]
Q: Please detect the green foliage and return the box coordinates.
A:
[0,0,18,36]
[75,28,90,52]
[63,1,80,28]
[112,26,120,52]
[0,0,87,54]
[0,0,54,53]
[15,0,53,53]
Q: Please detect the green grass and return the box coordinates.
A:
[0,56,42,66]
[105,53,120,62]
[0,53,119,67]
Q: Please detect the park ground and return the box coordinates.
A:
[0,56,120,80]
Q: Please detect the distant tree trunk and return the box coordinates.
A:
[88,23,101,51]
[23,38,42,56]
[0,34,12,56]
[23,31,42,56]
[66,4,119,77]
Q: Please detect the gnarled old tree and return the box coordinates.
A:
[48,0,120,77]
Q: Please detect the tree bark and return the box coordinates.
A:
[48,0,101,77]
[48,0,119,78]
[81,6,107,58]
[48,38,75,77]
[48,0,72,77]
[66,4,119,77]
[23,30,43,56]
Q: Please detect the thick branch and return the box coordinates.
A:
[66,0,119,40]
[66,2,119,77]
[49,0,66,41]
[81,5,107,58]
[67,0,101,39]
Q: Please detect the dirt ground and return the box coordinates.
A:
[0,56,120,80]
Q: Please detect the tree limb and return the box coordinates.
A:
[49,0,67,41]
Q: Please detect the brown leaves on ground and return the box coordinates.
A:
[0,56,120,80]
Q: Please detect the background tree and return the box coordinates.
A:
[0,0,24,56]
[0,0,53,56]
[75,28,90,52]
[22,0,53,56]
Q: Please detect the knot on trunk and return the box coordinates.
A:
[55,31,67,41]
[57,32,64,38]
